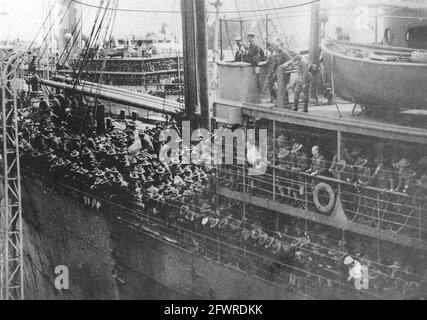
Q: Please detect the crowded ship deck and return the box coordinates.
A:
[14,85,427,299]
[2,0,427,302]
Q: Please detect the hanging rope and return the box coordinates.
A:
[26,0,58,53]
[37,0,80,67]
[71,0,320,14]
[58,8,87,66]
[233,0,248,41]
[224,20,235,58]
[73,0,110,92]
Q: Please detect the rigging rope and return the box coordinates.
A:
[58,8,87,66]
[233,0,247,41]
[26,0,58,53]
[73,0,110,92]
[37,0,78,66]
[70,0,320,14]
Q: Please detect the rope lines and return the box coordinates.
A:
[70,0,319,14]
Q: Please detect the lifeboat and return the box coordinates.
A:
[321,40,427,110]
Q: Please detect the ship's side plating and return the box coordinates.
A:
[21,175,305,300]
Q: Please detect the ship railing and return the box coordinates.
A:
[23,166,427,299]
[216,161,427,242]
[20,166,415,299]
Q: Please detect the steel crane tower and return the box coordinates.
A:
[0,53,24,300]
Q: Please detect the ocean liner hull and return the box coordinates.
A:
[321,41,427,110]
[21,177,305,300]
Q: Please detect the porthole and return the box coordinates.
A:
[384,28,394,45]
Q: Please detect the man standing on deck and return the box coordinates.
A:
[234,37,246,62]
[243,32,266,97]
[307,146,328,176]
[274,45,294,108]
[243,32,265,66]
[290,143,310,203]
[283,54,319,113]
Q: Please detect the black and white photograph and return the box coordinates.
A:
[1,0,427,304]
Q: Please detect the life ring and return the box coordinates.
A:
[166,64,172,70]
[313,182,336,214]
[149,65,155,72]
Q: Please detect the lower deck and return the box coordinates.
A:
[239,99,427,144]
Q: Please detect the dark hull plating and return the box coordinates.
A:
[22,177,305,300]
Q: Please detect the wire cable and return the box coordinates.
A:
[71,0,319,14]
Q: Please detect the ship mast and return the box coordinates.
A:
[181,0,211,130]
[209,0,222,93]
[210,0,223,63]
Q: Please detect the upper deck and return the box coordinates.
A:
[213,62,427,253]
[213,62,427,145]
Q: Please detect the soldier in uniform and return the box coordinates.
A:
[307,146,328,176]
[234,37,246,62]
[243,32,266,66]
[370,155,394,190]
[290,143,309,173]
[244,32,266,96]
[290,143,310,203]
[266,44,292,106]
[394,159,417,194]
[280,54,314,113]
[276,135,291,199]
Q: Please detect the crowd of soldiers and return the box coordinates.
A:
[15,92,426,299]
[18,95,216,211]
[233,32,332,113]
[273,135,426,196]
[83,58,179,73]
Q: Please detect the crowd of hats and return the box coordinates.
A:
[84,59,180,73]
[171,198,427,298]
[17,99,427,298]
[83,74,177,88]
[272,134,426,193]
[18,103,216,207]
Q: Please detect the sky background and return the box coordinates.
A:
[2,0,424,49]
[0,0,325,51]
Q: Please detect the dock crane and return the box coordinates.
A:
[0,0,210,301]
[0,53,24,300]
